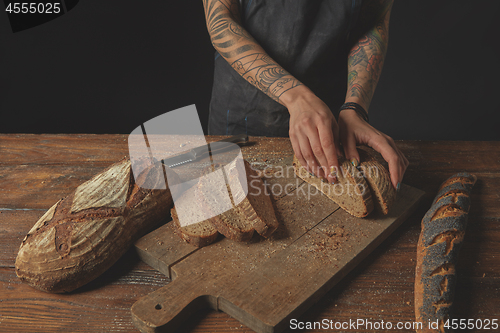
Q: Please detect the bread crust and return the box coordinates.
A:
[415,172,476,332]
[15,158,178,293]
[232,161,279,237]
[357,146,396,215]
[171,206,219,248]
[360,160,396,215]
[170,182,220,248]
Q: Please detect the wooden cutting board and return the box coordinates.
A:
[131,161,424,333]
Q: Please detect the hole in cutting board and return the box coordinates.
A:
[155,304,162,310]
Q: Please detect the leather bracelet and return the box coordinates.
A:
[339,102,369,123]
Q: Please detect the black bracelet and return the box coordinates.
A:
[339,102,369,123]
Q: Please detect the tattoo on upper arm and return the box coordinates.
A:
[204,0,248,51]
[203,0,302,103]
[229,22,252,40]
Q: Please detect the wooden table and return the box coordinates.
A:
[0,135,498,332]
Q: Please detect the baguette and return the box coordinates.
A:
[15,158,179,293]
[415,172,476,332]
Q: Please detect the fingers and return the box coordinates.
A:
[290,117,339,183]
[316,121,340,183]
[290,128,322,178]
[287,94,341,183]
[340,124,360,167]
[371,134,409,190]
[300,134,323,177]
[290,134,308,173]
[385,136,409,190]
[338,109,409,191]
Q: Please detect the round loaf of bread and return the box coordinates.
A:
[15,158,179,293]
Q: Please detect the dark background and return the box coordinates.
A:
[1,0,499,140]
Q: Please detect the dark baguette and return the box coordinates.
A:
[415,172,476,332]
[15,158,178,293]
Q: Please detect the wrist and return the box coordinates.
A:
[338,108,358,120]
[344,97,369,112]
[338,102,369,123]
[280,84,315,111]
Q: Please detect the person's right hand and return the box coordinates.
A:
[283,86,341,184]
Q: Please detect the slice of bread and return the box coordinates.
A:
[196,159,278,242]
[229,160,279,238]
[196,161,254,242]
[293,154,374,218]
[358,147,397,215]
[171,184,219,248]
[203,202,256,242]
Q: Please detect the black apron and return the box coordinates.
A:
[208,0,362,137]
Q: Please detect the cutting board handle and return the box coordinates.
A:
[131,277,217,333]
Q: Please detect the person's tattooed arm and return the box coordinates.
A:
[203,0,344,184]
[345,0,394,111]
[203,0,302,103]
[339,0,408,191]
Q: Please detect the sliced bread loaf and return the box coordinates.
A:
[293,146,396,217]
[197,169,255,242]
[195,159,278,242]
[293,154,374,218]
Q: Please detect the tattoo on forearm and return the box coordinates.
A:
[203,0,302,103]
[230,53,301,101]
[346,0,393,108]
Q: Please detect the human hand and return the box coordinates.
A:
[284,87,341,184]
[337,108,409,190]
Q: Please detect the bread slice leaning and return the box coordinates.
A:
[293,154,374,218]
[228,160,279,238]
[171,184,219,248]
[358,147,397,215]
[196,159,279,242]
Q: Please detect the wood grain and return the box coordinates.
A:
[131,180,424,332]
[0,135,499,333]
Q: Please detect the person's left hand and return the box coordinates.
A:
[337,109,409,190]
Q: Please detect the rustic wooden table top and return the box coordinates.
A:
[0,134,498,333]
